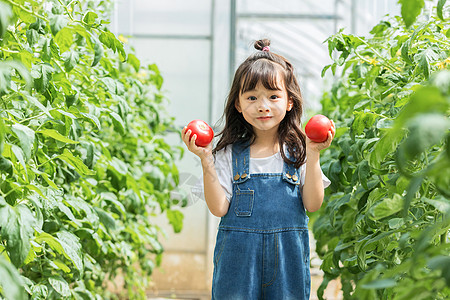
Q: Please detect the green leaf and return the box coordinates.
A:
[110,111,125,134]
[357,160,370,190]
[31,63,54,93]
[437,0,447,20]
[414,47,440,79]
[26,28,39,46]
[428,256,450,286]
[400,41,413,65]
[42,38,52,61]
[0,202,36,267]
[82,11,98,25]
[94,207,116,230]
[25,93,52,118]
[398,0,425,27]
[37,129,79,144]
[99,31,126,61]
[58,148,95,176]
[0,1,13,38]
[48,275,71,297]
[149,64,164,90]
[39,172,59,189]
[0,118,5,154]
[80,112,101,130]
[0,255,27,300]
[30,284,48,299]
[65,198,99,226]
[361,278,397,289]
[127,53,140,72]
[422,197,450,214]
[102,77,117,94]
[11,123,35,161]
[49,15,68,35]
[400,114,449,159]
[403,175,423,216]
[368,129,405,168]
[56,231,83,272]
[101,192,126,216]
[54,26,73,53]
[11,145,27,176]
[430,70,450,95]
[167,209,184,233]
[321,64,332,77]
[0,156,13,176]
[91,37,103,67]
[62,50,79,72]
[388,218,405,229]
[57,202,82,227]
[6,61,33,91]
[370,194,404,220]
[395,86,448,127]
[35,232,66,256]
[109,156,128,175]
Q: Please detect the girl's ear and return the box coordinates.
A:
[287,97,294,111]
[235,100,242,113]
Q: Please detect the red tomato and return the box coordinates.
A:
[305,115,332,143]
[186,119,214,147]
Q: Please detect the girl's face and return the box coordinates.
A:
[235,75,293,136]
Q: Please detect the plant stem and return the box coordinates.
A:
[4,0,48,22]
[3,186,20,198]
[18,112,48,124]
[37,156,58,168]
[6,29,21,44]
[420,36,450,48]
[354,36,398,72]
[57,0,76,22]
[0,47,19,54]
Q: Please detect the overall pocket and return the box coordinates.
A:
[234,189,254,217]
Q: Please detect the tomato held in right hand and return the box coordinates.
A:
[186,119,214,147]
[305,114,333,142]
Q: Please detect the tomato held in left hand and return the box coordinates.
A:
[186,119,214,147]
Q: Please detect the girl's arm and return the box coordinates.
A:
[182,127,230,217]
[302,150,324,212]
[302,122,335,212]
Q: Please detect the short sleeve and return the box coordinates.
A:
[190,147,233,204]
[299,162,331,189]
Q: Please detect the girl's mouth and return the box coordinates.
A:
[257,116,272,120]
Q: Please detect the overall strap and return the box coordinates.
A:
[232,140,250,184]
[282,151,301,185]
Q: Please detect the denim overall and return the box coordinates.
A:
[212,141,311,300]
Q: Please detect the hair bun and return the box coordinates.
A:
[254,39,271,51]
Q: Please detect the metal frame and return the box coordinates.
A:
[228,0,345,84]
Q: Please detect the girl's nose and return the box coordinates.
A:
[258,101,270,113]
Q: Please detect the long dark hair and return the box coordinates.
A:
[213,39,306,169]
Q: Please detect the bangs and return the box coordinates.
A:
[240,59,284,94]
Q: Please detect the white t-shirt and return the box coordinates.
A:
[190,146,331,203]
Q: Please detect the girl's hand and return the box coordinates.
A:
[181,126,213,160]
[306,120,336,153]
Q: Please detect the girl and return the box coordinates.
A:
[182,39,335,300]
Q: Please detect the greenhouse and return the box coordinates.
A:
[0,0,449,299]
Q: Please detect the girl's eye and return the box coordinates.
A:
[270,95,279,100]
[248,96,257,101]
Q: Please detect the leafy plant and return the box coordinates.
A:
[314,1,449,299]
[0,0,184,299]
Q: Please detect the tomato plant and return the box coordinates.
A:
[305,114,332,142]
[0,0,184,299]
[186,119,214,147]
[313,1,449,299]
